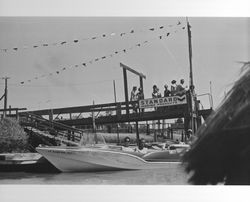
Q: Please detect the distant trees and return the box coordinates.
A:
[0,118,28,153]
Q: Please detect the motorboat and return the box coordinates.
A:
[36,133,189,172]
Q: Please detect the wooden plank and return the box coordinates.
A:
[120,63,146,79]
[123,68,129,115]
[20,102,130,116]
[57,105,188,126]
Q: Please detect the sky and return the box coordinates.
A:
[0,17,249,112]
[0,17,249,111]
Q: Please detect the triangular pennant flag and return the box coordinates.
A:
[149,28,155,31]
[73,40,79,43]
[13,48,18,51]
[82,63,86,66]
[33,45,38,48]
[102,56,106,59]
[92,37,97,40]
[61,41,66,45]
[159,26,164,29]
[20,82,24,84]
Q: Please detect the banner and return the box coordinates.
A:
[1,21,184,54]
[139,94,187,109]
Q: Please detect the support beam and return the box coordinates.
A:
[135,121,140,146]
[123,68,129,115]
[120,63,146,79]
[139,76,144,99]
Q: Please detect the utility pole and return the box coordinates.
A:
[1,77,10,118]
[186,18,196,134]
[187,18,194,93]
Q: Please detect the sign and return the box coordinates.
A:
[139,95,187,109]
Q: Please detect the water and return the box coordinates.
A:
[0,163,189,185]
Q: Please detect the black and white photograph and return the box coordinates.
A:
[0,0,249,201]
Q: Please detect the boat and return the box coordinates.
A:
[36,133,190,172]
[0,153,58,172]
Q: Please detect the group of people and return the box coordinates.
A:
[130,79,188,102]
[122,136,148,154]
[152,79,188,99]
[130,86,144,102]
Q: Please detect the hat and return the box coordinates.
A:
[164,84,168,88]
[171,80,176,84]
[188,129,192,133]
[180,79,185,83]
[124,137,130,142]
[153,85,157,88]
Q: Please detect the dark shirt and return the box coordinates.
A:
[164,89,171,97]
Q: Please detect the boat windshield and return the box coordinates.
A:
[79,132,106,146]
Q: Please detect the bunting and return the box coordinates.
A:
[18,25,186,85]
[1,21,184,54]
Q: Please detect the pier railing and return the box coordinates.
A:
[20,112,85,144]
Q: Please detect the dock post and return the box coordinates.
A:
[135,121,140,146]
[122,67,129,116]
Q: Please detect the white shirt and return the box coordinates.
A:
[135,147,148,154]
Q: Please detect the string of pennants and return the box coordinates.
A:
[1,21,183,53]
[16,22,186,85]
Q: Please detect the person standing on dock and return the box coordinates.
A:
[152,85,161,111]
[130,86,138,112]
[176,79,187,95]
[170,80,177,96]
[164,84,171,97]
[137,87,144,100]
[152,85,161,98]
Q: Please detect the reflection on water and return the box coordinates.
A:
[0,163,189,185]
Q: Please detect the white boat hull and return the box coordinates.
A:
[36,146,181,172]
